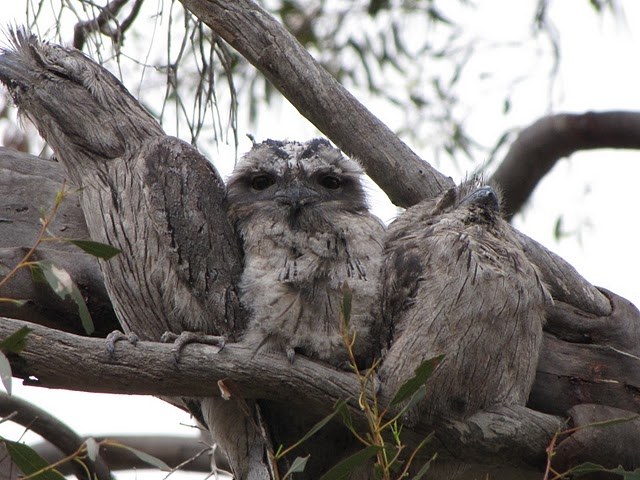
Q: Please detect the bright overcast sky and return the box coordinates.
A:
[2,1,640,478]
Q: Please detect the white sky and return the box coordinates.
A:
[2,1,640,478]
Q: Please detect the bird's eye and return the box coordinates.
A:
[251,174,275,191]
[319,175,341,190]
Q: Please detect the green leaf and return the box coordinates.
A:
[66,239,121,260]
[319,445,380,480]
[0,326,31,353]
[411,442,438,480]
[395,385,427,420]
[284,401,343,455]
[4,439,66,479]
[112,442,171,471]
[0,298,29,308]
[567,462,640,479]
[283,455,309,478]
[30,262,94,335]
[334,399,355,433]
[390,354,444,407]
[0,352,12,395]
[553,216,563,241]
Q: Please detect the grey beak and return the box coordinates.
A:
[274,182,319,208]
[460,186,500,212]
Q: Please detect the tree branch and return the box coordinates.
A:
[174,0,612,318]
[0,315,564,471]
[30,435,216,475]
[0,392,111,480]
[491,111,640,220]
[177,0,454,208]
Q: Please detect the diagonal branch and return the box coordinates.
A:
[0,392,111,480]
[178,0,454,208]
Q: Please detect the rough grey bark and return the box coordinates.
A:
[0,30,271,480]
[0,315,565,474]
[0,9,640,479]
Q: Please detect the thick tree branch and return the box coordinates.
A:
[178,0,454,208]
[0,315,565,471]
[491,111,640,220]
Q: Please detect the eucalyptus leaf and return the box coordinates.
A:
[390,354,444,407]
[286,401,343,453]
[30,261,94,335]
[568,462,640,479]
[283,455,309,478]
[319,445,380,480]
[0,326,31,353]
[112,442,171,471]
[4,439,66,479]
[0,298,29,307]
[0,352,12,395]
[66,239,121,260]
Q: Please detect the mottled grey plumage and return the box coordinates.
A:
[227,138,385,368]
[379,181,551,426]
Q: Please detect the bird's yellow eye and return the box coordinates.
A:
[251,174,275,191]
[319,175,341,190]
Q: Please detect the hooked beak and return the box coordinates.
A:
[460,186,500,212]
[274,182,320,209]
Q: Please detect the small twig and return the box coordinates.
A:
[0,183,67,292]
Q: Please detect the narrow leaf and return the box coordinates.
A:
[390,354,444,406]
[66,239,121,260]
[319,445,380,480]
[283,455,309,477]
[291,401,343,449]
[112,443,171,471]
[577,415,640,431]
[0,298,29,308]
[0,326,31,353]
[335,399,355,433]
[30,262,94,335]
[4,440,66,479]
[69,284,94,335]
[568,462,640,479]
[0,352,12,395]
[411,451,437,480]
[395,386,427,419]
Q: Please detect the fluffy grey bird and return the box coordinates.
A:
[379,180,551,426]
[227,138,385,369]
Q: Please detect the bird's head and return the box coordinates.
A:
[226,138,369,229]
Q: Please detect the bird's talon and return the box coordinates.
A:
[105,330,139,357]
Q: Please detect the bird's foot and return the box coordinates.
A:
[161,331,226,364]
[105,330,139,357]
